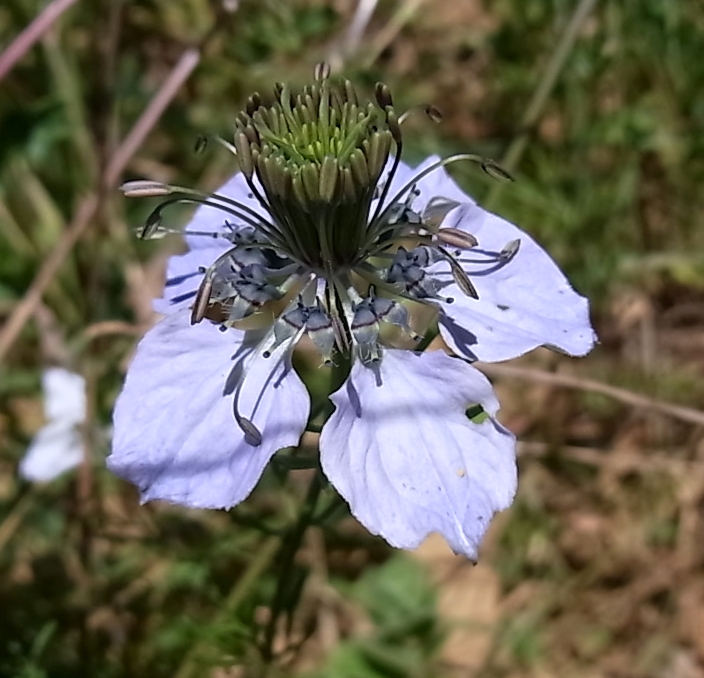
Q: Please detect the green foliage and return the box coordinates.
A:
[1,0,703,676]
[305,556,442,678]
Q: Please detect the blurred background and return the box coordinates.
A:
[1,0,704,676]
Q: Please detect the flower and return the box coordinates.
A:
[109,66,595,559]
[20,367,86,482]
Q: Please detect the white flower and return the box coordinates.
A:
[108,69,595,559]
[21,368,86,482]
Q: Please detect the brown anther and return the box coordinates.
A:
[191,276,213,325]
[436,227,479,250]
[425,104,443,123]
[374,82,393,109]
[314,62,331,81]
[120,180,172,198]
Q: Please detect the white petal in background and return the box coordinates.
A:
[109,310,310,509]
[320,349,517,560]
[20,368,86,483]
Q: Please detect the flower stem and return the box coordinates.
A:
[260,469,325,663]
[173,536,282,678]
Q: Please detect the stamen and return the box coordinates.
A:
[370,153,512,234]
[435,227,479,250]
[501,239,521,260]
[120,180,172,198]
[422,197,462,231]
[397,104,443,125]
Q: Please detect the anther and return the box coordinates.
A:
[425,104,443,123]
[422,197,462,230]
[481,159,514,182]
[236,415,263,447]
[234,131,255,179]
[121,180,172,198]
[191,276,213,325]
[436,227,479,250]
[500,239,521,260]
[194,136,208,154]
[314,61,331,81]
[374,82,393,109]
[139,209,163,239]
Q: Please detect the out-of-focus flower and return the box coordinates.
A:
[109,67,595,558]
[20,368,86,482]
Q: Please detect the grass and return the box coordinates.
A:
[2,0,704,676]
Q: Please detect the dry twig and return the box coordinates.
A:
[0,48,202,364]
[0,0,80,83]
[480,362,704,428]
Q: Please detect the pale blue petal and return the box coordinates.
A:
[409,159,596,361]
[405,154,471,205]
[319,349,516,560]
[109,310,309,508]
[153,245,227,314]
[185,172,268,250]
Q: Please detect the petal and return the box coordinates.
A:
[436,200,595,361]
[154,173,273,314]
[42,367,86,424]
[406,154,472,206]
[20,421,83,482]
[108,310,310,508]
[407,160,596,361]
[153,245,228,314]
[185,172,268,250]
[319,349,516,559]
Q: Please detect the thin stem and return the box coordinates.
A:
[0,45,202,364]
[260,470,325,663]
[479,362,704,428]
[173,536,282,678]
[0,0,80,83]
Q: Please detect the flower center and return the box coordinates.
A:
[233,63,399,270]
[123,65,521,376]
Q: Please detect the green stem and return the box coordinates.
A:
[173,536,281,678]
[260,470,325,663]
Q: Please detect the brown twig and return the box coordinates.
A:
[80,320,144,343]
[362,0,428,68]
[0,194,100,363]
[0,47,202,365]
[480,362,704,428]
[0,0,80,83]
